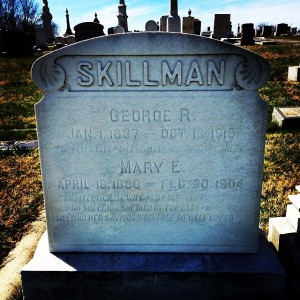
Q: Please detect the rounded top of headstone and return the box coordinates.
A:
[31,32,270,92]
[145,20,158,32]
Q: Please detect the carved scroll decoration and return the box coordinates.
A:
[38,60,66,91]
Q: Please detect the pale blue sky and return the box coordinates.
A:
[44,0,300,35]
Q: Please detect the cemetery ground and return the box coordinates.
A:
[0,38,300,298]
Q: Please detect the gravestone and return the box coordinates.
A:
[30,32,270,253]
[35,27,48,51]
[194,19,201,35]
[268,186,300,300]
[182,16,194,34]
[114,25,124,34]
[241,23,255,45]
[160,16,168,31]
[291,27,297,36]
[288,66,300,81]
[212,14,232,39]
[275,23,289,36]
[66,35,76,45]
[201,27,212,37]
[262,26,273,37]
[145,20,158,32]
[74,22,105,42]
[54,36,65,49]
[22,33,285,299]
[108,27,115,35]
[272,107,300,127]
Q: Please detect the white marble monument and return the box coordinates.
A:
[31,32,270,253]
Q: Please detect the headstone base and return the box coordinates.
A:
[272,107,300,128]
[21,231,285,300]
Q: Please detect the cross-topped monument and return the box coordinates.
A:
[64,9,73,36]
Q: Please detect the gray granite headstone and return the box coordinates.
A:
[212,14,232,39]
[114,25,124,34]
[182,16,194,34]
[145,20,158,32]
[35,27,47,50]
[160,16,168,32]
[31,32,270,253]
[66,35,76,45]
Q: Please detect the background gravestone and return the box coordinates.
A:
[74,22,105,41]
[145,20,158,31]
[66,35,76,45]
[160,16,168,31]
[241,23,255,45]
[275,23,289,36]
[35,27,48,51]
[194,19,201,35]
[211,14,232,39]
[262,26,273,37]
[182,16,194,34]
[114,25,124,34]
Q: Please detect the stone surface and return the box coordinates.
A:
[268,217,296,251]
[145,20,158,31]
[167,0,181,32]
[66,35,76,45]
[31,32,270,253]
[74,22,105,42]
[114,25,124,33]
[194,19,201,35]
[286,204,300,232]
[241,23,255,45]
[289,194,300,212]
[182,16,194,34]
[117,0,128,32]
[21,231,285,300]
[272,107,300,127]
[275,23,289,36]
[262,26,273,37]
[267,187,300,300]
[35,27,47,50]
[54,36,65,49]
[160,16,168,31]
[288,66,300,81]
[212,14,232,39]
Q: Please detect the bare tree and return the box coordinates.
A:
[0,0,40,33]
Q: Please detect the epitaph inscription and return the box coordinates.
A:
[32,33,270,253]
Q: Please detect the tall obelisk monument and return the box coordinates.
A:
[117,0,128,32]
[167,0,181,32]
